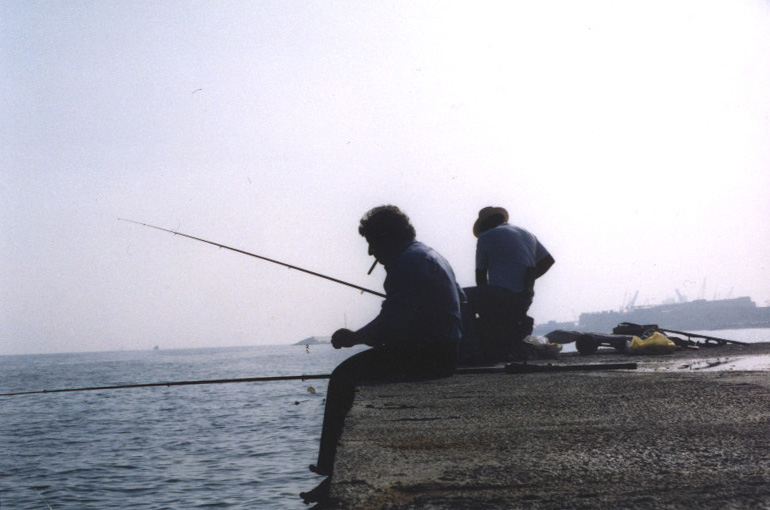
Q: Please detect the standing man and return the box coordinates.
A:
[301,205,464,505]
[460,206,554,364]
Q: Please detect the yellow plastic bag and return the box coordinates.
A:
[626,331,676,355]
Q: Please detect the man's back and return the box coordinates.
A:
[362,240,463,348]
[476,223,549,293]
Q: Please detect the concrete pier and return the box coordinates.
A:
[321,343,770,509]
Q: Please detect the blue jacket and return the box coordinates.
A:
[358,240,464,349]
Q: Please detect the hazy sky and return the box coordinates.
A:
[2,1,769,355]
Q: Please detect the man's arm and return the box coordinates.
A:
[534,254,555,279]
[354,290,422,347]
[475,268,488,286]
[331,328,362,349]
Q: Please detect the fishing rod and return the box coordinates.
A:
[0,373,334,397]
[657,327,748,346]
[119,218,385,298]
[1,363,638,398]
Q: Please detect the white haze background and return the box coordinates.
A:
[2,1,769,355]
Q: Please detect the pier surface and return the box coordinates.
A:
[322,343,770,509]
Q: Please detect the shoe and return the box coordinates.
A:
[300,476,331,505]
[309,463,332,476]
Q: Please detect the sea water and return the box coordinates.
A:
[0,344,367,510]
[3,330,769,509]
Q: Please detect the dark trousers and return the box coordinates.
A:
[460,286,534,365]
[315,341,456,474]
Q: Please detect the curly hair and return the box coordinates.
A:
[358,205,416,242]
[476,212,506,234]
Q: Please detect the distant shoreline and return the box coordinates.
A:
[293,336,331,346]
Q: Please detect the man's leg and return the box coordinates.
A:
[478,287,534,363]
[303,344,454,503]
[314,342,454,475]
[313,348,400,475]
[505,291,534,361]
[509,314,535,361]
[477,286,511,363]
[303,349,390,504]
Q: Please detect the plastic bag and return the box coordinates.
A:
[523,335,563,359]
[625,331,676,355]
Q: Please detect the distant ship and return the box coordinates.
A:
[534,296,770,335]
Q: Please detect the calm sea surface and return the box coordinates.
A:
[0,344,367,510]
[2,329,768,509]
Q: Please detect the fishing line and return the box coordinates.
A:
[119,218,385,298]
[34,488,55,510]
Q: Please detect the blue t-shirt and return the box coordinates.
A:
[476,223,551,293]
[358,240,464,348]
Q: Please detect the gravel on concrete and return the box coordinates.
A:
[320,342,770,509]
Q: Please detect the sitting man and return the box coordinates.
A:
[301,205,464,504]
[460,206,555,364]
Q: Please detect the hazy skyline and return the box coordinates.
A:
[2,1,769,355]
